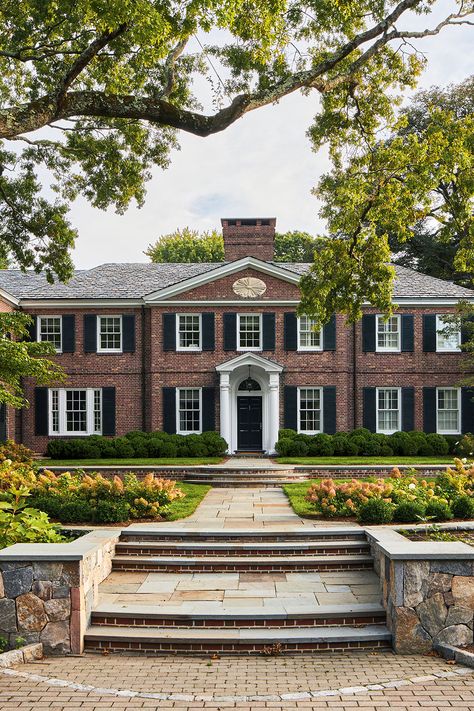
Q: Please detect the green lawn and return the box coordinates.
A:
[276,456,452,465]
[283,481,324,518]
[41,457,224,467]
[162,483,211,520]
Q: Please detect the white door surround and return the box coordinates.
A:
[216,352,283,454]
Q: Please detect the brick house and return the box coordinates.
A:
[0,217,473,454]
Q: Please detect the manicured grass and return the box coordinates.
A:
[163,483,211,521]
[283,481,326,518]
[40,457,224,467]
[276,456,452,465]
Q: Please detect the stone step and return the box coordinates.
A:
[83,623,391,654]
[183,478,308,487]
[119,528,366,543]
[115,539,370,557]
[91,603,386,629]
[111,554,374,573]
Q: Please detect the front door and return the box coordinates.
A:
[237,396,262,450]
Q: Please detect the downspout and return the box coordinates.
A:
[141,305,147,431]
[353,321,357,430]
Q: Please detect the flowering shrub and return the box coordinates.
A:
[0,440,34,465]
[304,458,474,523]
[0,483,63,548]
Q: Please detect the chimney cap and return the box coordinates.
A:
[221,217,276,227]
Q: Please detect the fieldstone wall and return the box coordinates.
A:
[0,530,119,655]
[371,541,474,654]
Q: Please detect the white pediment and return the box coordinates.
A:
[216,352,284,374]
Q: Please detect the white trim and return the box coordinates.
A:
[297,386,323,435]
[436,386,461,435]
[176,387,202,435]
[216,352,284,374]
[297,316,323,352]
[20,299,142,308]
[0,287,19,306]
[176,313,202,352]
[376,387,401,435]
[37,315,63,353]
[143,257,301,302]
[237,313,262,351]
[48,387,102,436]
[436,315,461,353]
[375,314,401,353]
[96,315,123,353]
[161,299,301,306]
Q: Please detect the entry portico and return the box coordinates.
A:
[216,352,283,454]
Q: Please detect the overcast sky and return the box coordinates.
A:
[68,2,473,268]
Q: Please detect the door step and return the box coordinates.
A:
[84,624,391,654]
[114,539,370,557]
[112,553,374,573]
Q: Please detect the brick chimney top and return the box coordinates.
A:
[221,218,276,261]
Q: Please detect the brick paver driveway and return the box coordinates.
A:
[1,651,474,709]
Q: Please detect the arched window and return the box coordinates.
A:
[238,378,261,392]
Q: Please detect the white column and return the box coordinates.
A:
[268,372,280,454]
[219,372,231,453]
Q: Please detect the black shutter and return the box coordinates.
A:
[163,314,176,351]
[102,387,116,436]
[26,316,37,342]
[202,387,215,431]
[62,315,75,353]
[461,316,474,346]
[461,387,474,434]
[284,313,297,351]
[84,315,97,353]
[423,387,437,433]
[423,314,437,352]
[162,387,176,434]
[362,315,376,352]
[202,313,215,351]
[401,314,414,352]
[401,387,415,431]
[284,386,298,430]
[363,387,376,432]
[34,387,48,436]
[323,386,336,434]
[323,315,336,351]
[262,313,275,351]
[122,315,136,353]
[0,404,6,443]
[223,313,237,351]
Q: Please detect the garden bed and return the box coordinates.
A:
[40,457,225,467]
[403,528,474,546]
[277,456,453,465]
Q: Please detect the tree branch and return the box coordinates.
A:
[160,38,188,99]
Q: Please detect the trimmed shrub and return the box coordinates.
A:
[452,495,474,520]
[425,500,453,522]
[94,500,130,523]
[357,498,394,525]
[425,433,450,455]
[393,501,426,523]
[454,433,474,458]
[307,433,334,457]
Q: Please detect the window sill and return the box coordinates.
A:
[48,433,102,437]
[375,349,401,354]
[96,350,123,354]
[297,348,323,353]
[435,349,462,354]
[437,430,461,436]
[176,348,202,353]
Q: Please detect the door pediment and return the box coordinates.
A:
[216,352,284,374]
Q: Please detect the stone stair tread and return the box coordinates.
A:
[113,554,373,564]
[85,624,391,643]
[122,527,364,538]
[92,601,385,619]
[116,540,368,551]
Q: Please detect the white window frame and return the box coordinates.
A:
[37,315,62,353]
[176,387,202,435]
[48,388,102,436]
[97,315,122,353]
[297,316,323,352]
[237,313,262,351]
[436,315,461,353]
[176,313,202,352]
[297,387,323,435]
[436,387,461,435]
[376,314,401,353]
[376,387,401,435]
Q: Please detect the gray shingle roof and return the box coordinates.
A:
[0,261,472,301]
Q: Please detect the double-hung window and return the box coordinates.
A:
[436,315,461,352]
[38,316,62,352]
[97,316,122,353]
[436,387,460,434]
[177,388,201,434]
[49,388,102,436]
[298,316,322,351]
[376,315,400,352]
[376,388,400,434]
[238,314,261,351]
[298,387,322,434]
[177,314,201,351]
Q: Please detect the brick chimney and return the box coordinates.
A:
[221,218,276,261]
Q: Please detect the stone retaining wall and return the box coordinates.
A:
[367,527,474,654]
[0,530,119,655]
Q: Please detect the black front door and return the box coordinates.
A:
[237,396,262,450]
